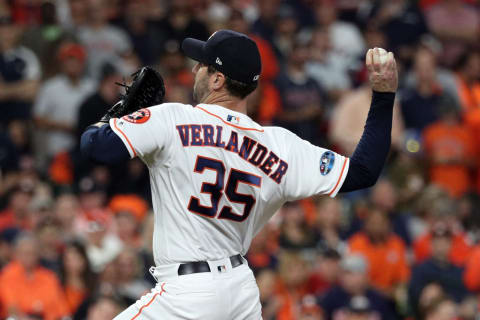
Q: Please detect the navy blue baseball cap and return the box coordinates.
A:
[182,30,261,85]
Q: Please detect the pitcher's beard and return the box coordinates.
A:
[193,79,209,103]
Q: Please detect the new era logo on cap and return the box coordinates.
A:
[216,57,223,65]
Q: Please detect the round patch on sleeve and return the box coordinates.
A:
[320,151,335,176]
[122,108,151,124]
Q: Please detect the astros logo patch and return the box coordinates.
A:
[122,108,151,124]
[320,151,335,176]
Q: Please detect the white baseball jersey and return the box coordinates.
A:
[110,103,349,265]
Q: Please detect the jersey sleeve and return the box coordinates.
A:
[109,105,173,165]
[282,130,349,200]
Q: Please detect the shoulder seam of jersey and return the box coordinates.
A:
[196,106,264,132]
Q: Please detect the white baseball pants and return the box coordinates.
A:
[113,256,262,320]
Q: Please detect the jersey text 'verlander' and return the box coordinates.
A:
[176,124,288,184]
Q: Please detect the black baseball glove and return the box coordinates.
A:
[100,66,166,123]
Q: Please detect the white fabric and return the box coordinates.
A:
[114,260,261,320]
[110,103,349,266]
[33,75,95,156]
[78,25,132,78]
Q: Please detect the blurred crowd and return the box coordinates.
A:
[0,0,479,319]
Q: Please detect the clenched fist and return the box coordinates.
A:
[366,48,398,93]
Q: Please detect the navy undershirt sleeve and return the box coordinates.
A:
[339,91,395,192]
[80,124,131,164]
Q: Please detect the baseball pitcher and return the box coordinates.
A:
[80,30,398,319]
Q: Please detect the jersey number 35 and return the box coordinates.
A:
[187,156,262,222]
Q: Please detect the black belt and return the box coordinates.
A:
[178,254,243,276]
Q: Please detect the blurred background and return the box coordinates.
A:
[0,0,479,319]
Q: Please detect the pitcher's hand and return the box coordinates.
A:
[366,48,398,93]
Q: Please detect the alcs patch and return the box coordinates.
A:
[122,108,151,124]
[320,151,335,176]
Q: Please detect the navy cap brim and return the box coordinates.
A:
[181,38,208,64]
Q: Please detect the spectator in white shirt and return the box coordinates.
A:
[34,42,95,160]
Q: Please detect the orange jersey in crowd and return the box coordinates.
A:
[463,108,480,194]
[456,75,480,112]
[348,232,410,291]
[0,261,69,320]
[423,121,476,197]
[64,285,88,314]
[464,246,480,292]
[414,232,472,266]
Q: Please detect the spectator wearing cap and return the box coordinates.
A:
[33,41,95,162]
[109,194,148,248]
[0,6,41,127]
[409,223,469,315]
[319,254,394,320]
[422,92,476,198]
[0,233,70,320]
[347,207,410,296]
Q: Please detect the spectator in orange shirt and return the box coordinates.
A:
[463,245,480,292]
[347,207,410,295]
[60,240,96,315]
[455,50,480,113]
[0,233,70,320]
[423,94,476,198]
[413,197,472,266]
[274,251,314,320]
